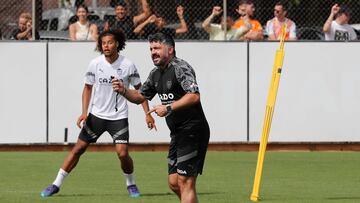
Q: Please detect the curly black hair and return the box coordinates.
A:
[97,29,126,53]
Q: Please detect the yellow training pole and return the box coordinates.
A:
[250,25,287,202]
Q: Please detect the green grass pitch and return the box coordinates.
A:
[0,151,359,203]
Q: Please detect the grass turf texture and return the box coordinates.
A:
[0,151,359,203]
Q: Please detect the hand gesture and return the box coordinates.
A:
[212,6,222,16]
[148,105,168,117]
[26,20,32,30]
[145,114,157,131]
[331,4,340,15]
[147,15,157,23]
[176,5,184,19]
[111,77,125,94]
[76,114,87,128]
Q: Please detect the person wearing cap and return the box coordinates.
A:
[112,32,210,203]
[323,4,357,41]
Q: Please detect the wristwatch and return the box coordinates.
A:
[166,104,172,117]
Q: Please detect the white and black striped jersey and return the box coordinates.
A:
[140,57,208,133]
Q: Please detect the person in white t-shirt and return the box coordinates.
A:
[323,4,357,41]
[202,6,251,41]
[265,1,297,40]
[40,29,156,198]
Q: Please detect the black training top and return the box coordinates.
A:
[11,28,40,40]
[140,57,208,134]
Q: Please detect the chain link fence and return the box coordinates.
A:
[1,0,359,41]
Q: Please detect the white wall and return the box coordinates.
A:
[48,42,98,143]
[1,41,359,143]
[250,42,360,141]
[0,42,47,143]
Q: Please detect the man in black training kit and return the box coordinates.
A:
[112,32,210,203]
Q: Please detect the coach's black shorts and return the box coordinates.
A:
[168,126,210,177]
[79,113,129,144]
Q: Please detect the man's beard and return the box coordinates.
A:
[154,58,166,67]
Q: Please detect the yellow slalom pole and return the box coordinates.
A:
[250,25,287,202]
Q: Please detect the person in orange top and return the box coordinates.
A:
[233,0,263,40]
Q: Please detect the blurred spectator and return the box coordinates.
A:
[11,12,39,40]
[202,6,250,41]
[323,4,357,41]
[134,5,188,39]
[61,0,74,8]
[266,1,297,40]
[0,27,2,39]
[233,0,263,40]
[104,0,150,39]
[69,4,98,41]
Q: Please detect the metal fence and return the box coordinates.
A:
[1,0,359,41]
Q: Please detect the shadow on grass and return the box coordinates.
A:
[53,191,222,198]
[326,196,360,200]
[55,193,120,197]
[141,192,173,197]
[141,191,222,197]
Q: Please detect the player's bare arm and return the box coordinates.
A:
[76,84,92,128]
[134,83,157,130]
